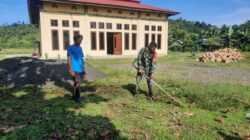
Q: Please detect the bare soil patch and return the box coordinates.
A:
[0,57,105,87]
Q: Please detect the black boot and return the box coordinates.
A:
[74,88,81,104]
[135,75,142,100]
[134,85,140,100]
[71,87,76,100]
[147,79,154,101]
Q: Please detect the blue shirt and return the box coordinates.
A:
[67,45,84,73]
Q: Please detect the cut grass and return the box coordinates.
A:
[161,51,250,71]
[0,48,34,55]
[0,51,250,139]
[0,48,33,60]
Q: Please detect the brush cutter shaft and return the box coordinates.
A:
[142,73,181,105]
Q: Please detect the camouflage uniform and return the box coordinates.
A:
[135,47,158,97]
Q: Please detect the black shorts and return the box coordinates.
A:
[73,72,84,85]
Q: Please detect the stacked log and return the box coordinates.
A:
[198,48,244,63]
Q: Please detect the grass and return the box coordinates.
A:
[161,51,250,71]
[0,51,250,139]
[0,48,34,55]
[0,48,33,60]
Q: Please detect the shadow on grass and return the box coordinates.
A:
[122,84,148,97]
[0,57,124,139]
[0,57,104,89]
[216,129,242,140]
[0,87,126,139]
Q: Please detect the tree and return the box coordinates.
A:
[0,23,39,49]
[168,18,250,52]
[204,37,222,51]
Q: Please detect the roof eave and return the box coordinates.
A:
[28,0,41,24]
[41,0,179,15]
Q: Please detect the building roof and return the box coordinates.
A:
[28,0,179,24]
[66,0,178,14]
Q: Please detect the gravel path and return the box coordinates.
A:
[1,57,249,87]
[110,62,250,86]
[0,57,105,87]
[157,62,250,85]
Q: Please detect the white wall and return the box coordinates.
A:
[39,3,169,59]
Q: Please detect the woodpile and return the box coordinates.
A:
[198,48,244,63]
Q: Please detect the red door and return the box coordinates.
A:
[113,33,122,55]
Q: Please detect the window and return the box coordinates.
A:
[130,12,135,15]
[117,24,122,30]
[106,23,112,29]
[99,32,105,50]
[62,20,69,27]
[52,30,59,50]
[145,33,149,47]
[91,32,97,50]
[152,34,156,42]
[132,25,137,30]
[151,26,156,31]
[107,9,112,13]
[146,13,150,17]
[99,22,104,29]
[157,34,162,49]
[73,31,80,37]
[90,22,96,29]
[73,21,79,28]
[63,30,70,50]
[125,33,129,50]
[132,33,137,50]
[158,26,162,31]
[124,24,129,30]
[118,10,122,14]
[93,8,98,12]
[51,19,58,27]
[51,4,58,8]
[71,6,77,10]
[145,25,149,31]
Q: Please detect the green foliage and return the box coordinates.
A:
[169,19,250,52]
[0,23,39,49]
[203,37,222,50]
[242,44,250,52]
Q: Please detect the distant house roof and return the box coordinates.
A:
[28,0,179,24]
[195,39,207,44]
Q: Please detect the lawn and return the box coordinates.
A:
[0,51,250,139]
[0,48,33,60]
[159,51,250,71]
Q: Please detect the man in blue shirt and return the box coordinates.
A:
[67,34,86,104]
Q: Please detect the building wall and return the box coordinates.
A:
[39,2,169,59]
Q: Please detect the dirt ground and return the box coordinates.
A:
[1,57,250,87]
[111,62,250,86]
[0,57,105,87]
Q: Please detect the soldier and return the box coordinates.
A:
[135,42,158,100]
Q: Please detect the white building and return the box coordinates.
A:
[28,0,178,59]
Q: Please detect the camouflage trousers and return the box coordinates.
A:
[135,72,153,97]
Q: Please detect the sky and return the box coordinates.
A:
[0,0,250,27]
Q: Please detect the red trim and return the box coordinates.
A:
[67,0,178,15]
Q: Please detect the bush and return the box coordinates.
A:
[169,43,183,51]
[241,45,250,52]
[0,24,39,49]
[203,37,222,51]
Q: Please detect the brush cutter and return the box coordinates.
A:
[131,59,183,107]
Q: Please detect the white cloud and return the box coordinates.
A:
[211,7,250,26]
